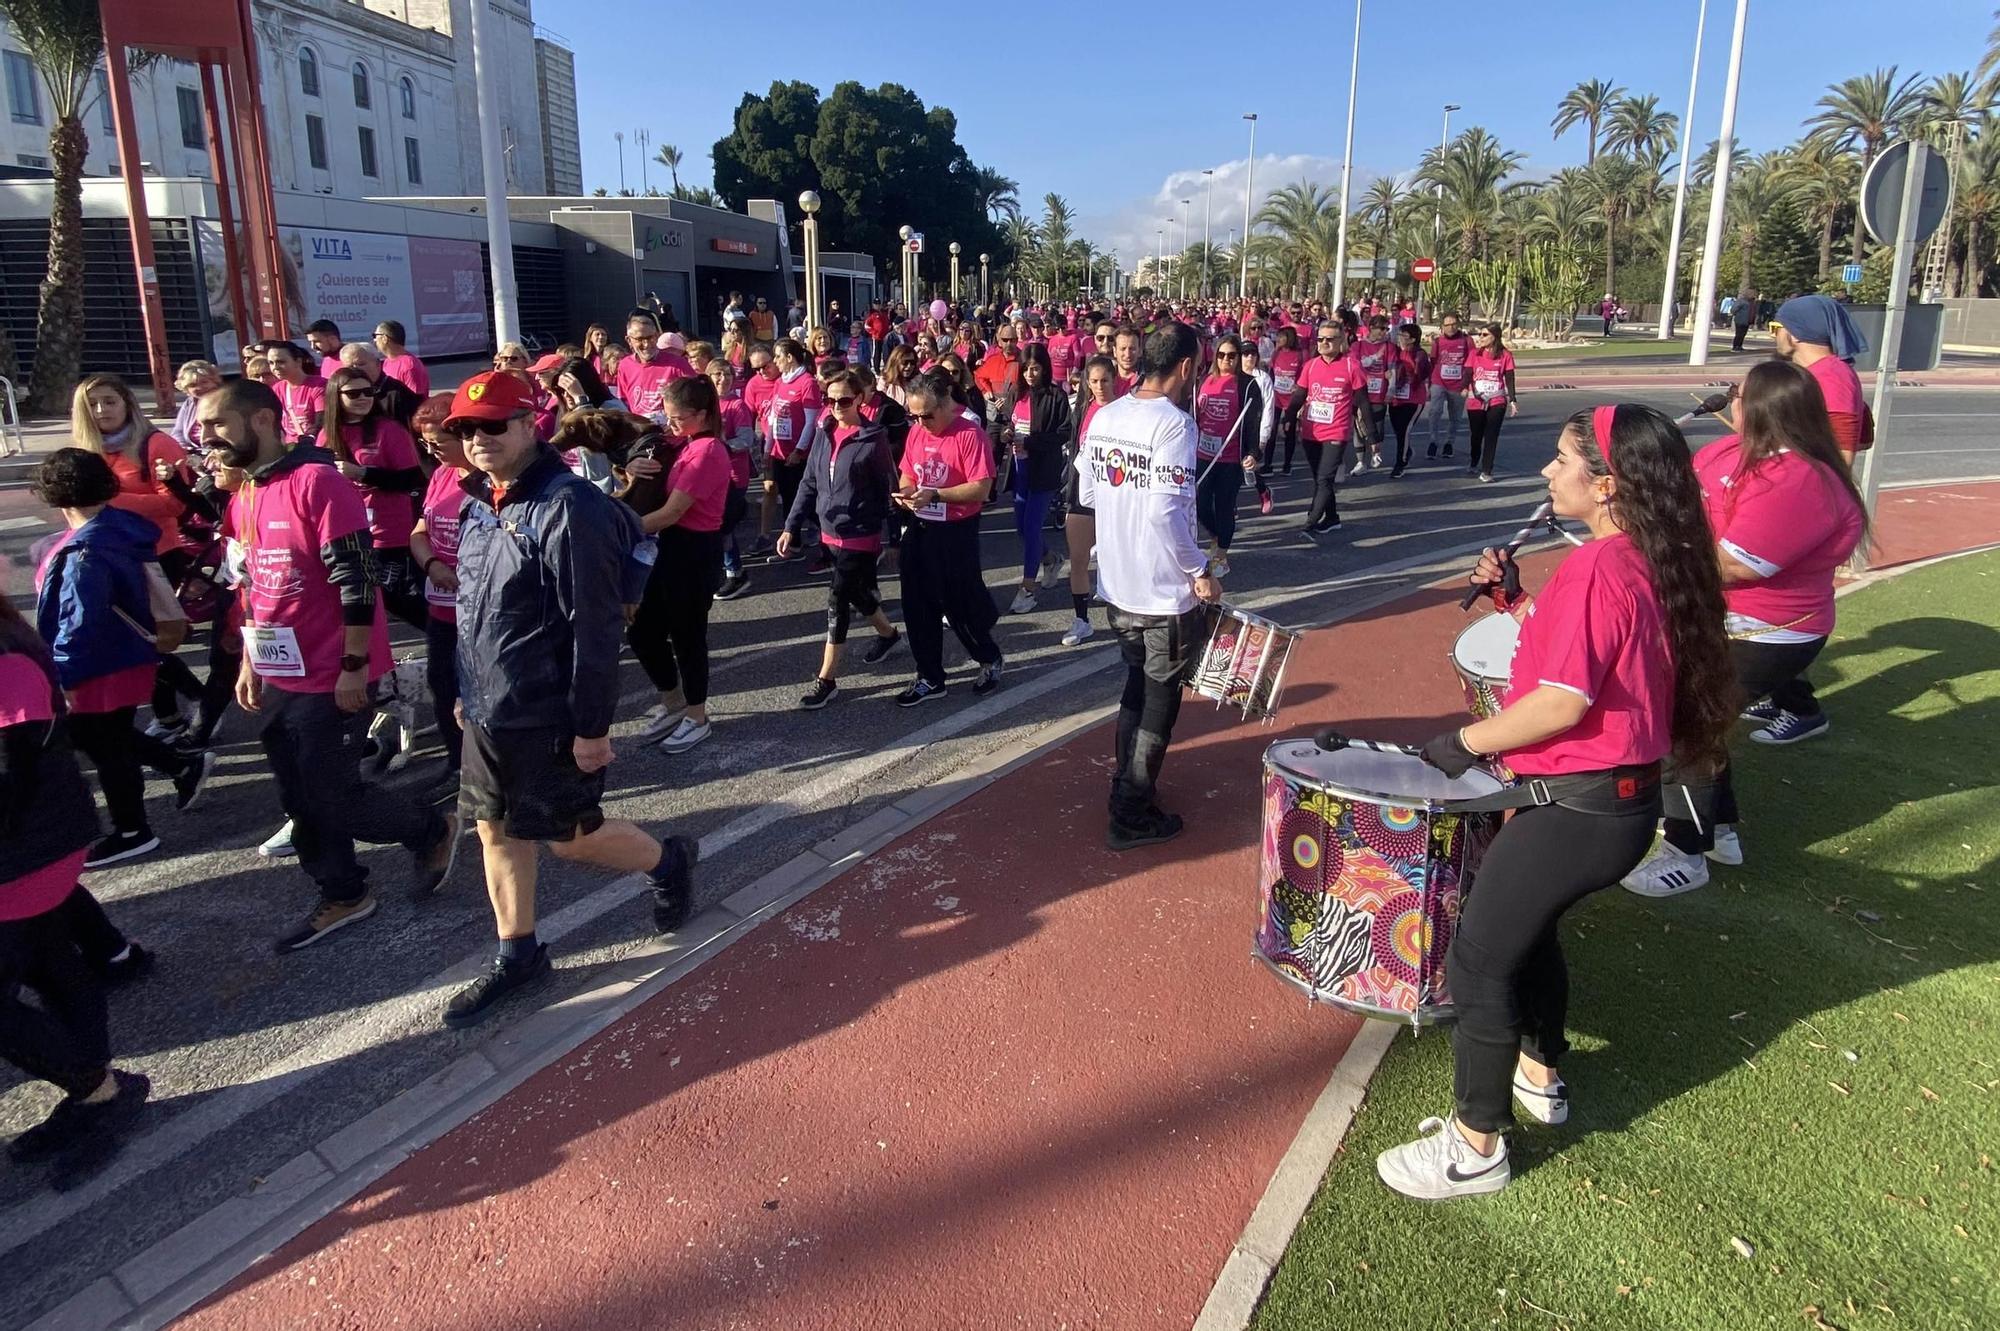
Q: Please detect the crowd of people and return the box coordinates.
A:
[2,286,1874,1193]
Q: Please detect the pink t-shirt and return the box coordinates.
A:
[1806,355,1867,452]
[318,354,343,380]
[1389,348,1427,403]
[719,396,756,488]
[1431,333,1472,389]
[1195,373,1246,462]
[765,369,822,463]
[335,418,421,549]
[900,413,994,522]
[382,352,430,397]
[1047,333,1078,384]
[1502,534,1675,777]
[237,462,390,693]
[741,370,779,448]
[616,355,689,419]
[1465,348,1515,406]
[666,435,733,533]
[1296,353,1366,443]
[1268,347,1304,398]
[1695,436,1863,638]
[1353,336,1393,404]
[417,464,467,622]
[275,375,327,441]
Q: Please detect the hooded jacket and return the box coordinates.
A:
[35,505,167,690]
[785,418,894,544]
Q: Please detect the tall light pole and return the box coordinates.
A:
[636,127,650,193]
[799,191,822,333]
[1201,169,1215,299]
[1330,0,1363,309]
[899,224,913,313]
[613,130,624,194]
[468,0,518,343]
[1424,103,1459,322]
[1657,0,1709,340]
[1178,199,1191,300]
[949,241,961,302]
[1156,228,1165,296]
[1240,113,1258,301]
[980,252,990,306]
[1688,0,1748,368]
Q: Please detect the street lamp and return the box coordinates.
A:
[1240,113,1258,300]
[1201,169,1215,299]
[1155,228,1165,296]
[1426,103,1460,321]
[798,191,822,333]
[613,130,624,193]
[1658,0,1709,340]
[636,127,650,193]
[899,223,913,314]
[1330,0,1363,308]
[949,241,961,302]
[1689,0,1748,368]
[979,252,990,306]
[1178,198,1191,300]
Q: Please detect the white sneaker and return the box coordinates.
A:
[1038,553,1063,589]
[1706,823,1743,866]
[1376,1116,1510,1200]
[1008,587,1038,615]
[1511,1071,1569,1125]
[636,701,686,743]
[1210,554,1232,579]
[259,819,297,858]
[1061,616,1094,647]
[1622,844,1710,897]
[659,716,712,754]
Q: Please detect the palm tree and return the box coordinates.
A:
[1978,7,2000,102]
[1916,71,1981,143]
[1954,131,2000,295]
[1588,154,1655,298]
[1806,67,1926,263]
[1604,94,1678,162]
[3,0,153,411]
[1727,155,1794,303]
[1357,176,1406,261]
[971,166,1021,223]
[1039,193,1074,295]
[1777,138,1861,278]
[1256,181,1338,295]
[1178,241,1227,296]
[654,143,683,194]
[1419,128,1525,260]
[1552,79,1624,165]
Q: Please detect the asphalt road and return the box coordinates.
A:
[0,385,1994,1326]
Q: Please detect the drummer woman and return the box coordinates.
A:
[1379,403,1736,1200]
[1624,360,1867,895]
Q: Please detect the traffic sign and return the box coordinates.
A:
[1860,142,1950,248]
[1411,257,1437,283]
[1841,263,1863,285]
[1345,258,1396,279]
[906,232,925,254]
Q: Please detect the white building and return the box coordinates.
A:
[0,0,575,198]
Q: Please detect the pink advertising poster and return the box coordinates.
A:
[408,237,487,357]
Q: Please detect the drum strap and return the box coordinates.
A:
[1449,764,1663,817]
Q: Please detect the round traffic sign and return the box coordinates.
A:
[1860,142,1951,248]
[1411,257,1437,283]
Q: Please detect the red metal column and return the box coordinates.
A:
[103,41,175,405]
[198,61,254,358]
[234,0,290,338]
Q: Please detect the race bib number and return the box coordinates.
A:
[1440,363,1464,382]
[1197,431,1224,457]
[1273,374,1296,395]
[1366,374,1384,395]
[244,624,306,678]
[1474,374,1502,398]
[773,410,794,442]
[1307,400,1336,424]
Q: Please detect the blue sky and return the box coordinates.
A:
[540,0,1990,269]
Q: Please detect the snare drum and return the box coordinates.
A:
[1255,739,1501,1024]
[1188,605,1299,723]
[1450,613,1520,720]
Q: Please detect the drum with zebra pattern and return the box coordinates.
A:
[1255,739,1501,1024]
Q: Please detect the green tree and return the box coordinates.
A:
[969,166,1020,223]
[1604,93,1678,161]
[1587,153,1655,297]
[1357,176,1406,262]
[1777,138,1860,279]
[1725,155,1800,302]
[1255,181,1338,295]
[654,143,683,194]
[712,80,822,214]
[1978,7,2000,102]
[1805,67,1926,263]
[1419,127,1525,260]
[1552,79,1624,165]
[1953,131,2000,295]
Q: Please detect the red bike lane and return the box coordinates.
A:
[172,481,2000,1331]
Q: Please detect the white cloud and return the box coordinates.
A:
[1074,153,1393,279]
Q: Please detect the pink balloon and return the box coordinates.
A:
[929,299,950,321]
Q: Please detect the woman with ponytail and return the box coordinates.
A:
[1377,403,1735,1201]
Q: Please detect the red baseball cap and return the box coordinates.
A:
[444,370,537,425]
[527,351,565,373]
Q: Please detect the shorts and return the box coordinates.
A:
[459,722,605,842]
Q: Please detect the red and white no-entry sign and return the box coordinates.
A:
[1411,257,1437,283]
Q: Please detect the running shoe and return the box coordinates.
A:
[972,658,1004,697]
[1442,445,1454,458]
[97,942,154,987]
[1511,1071,1569,1125]
[143,713,188,741]
[1259,490,1274,515]
[412,812,463,896]
[1427,443,1438,458]
[443,947,552,1029]
[1390,464,1407,478]
[1038,552,1063,589]
[1707,823,1744,866]
[83,831,159,870]
[1751,711,1829,745]
[714,573,750,601]
[800,678,838,710]
[896,679,948,707]
[1106,806,1183,852]
[648,834,701,934]
[1740,698,1781,725]
[1061,617,1094,647]
[862,629,902,664]
[659,717,712,754]
[1621,845,1710,898]
[636,701,686,743]
[8,1071,150,1177]
[173,750,218,812]
[259,819,297,858]
[1008,587,1038,615]
[1376,1116,1511,1200]
[1479,472,1496,483]
[274,894,379,953]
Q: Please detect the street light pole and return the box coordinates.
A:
[636,127,649,194]
[1156,228,1164,296]
[799,191,822,333]
[1424,103,1459,323]
[1688,0,1748,368]
[1657,0,1709,340]
[1202,169,1215,299]
[1330,0,1363,309]
[1241,113,1258,301]
[468,0,518,343]
[1179,199,1191,300]
[980,253,990,306]
[949,241,961,302]
[899,224,913,316]
[613,130,624,194]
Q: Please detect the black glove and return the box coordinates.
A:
[1490,550,1524,612]
[1419,728,1481,779]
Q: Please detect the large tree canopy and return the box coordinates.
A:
[713,80,1005,285]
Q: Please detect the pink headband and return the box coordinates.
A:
[1591,404,1618,479]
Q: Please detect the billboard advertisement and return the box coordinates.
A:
[192,220,487,366]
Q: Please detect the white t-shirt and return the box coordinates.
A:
[1075,392,1207,616]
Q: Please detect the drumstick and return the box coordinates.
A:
[1458,500,1559,611]
[1314,728,1421,756]
[1192,396,1259,487]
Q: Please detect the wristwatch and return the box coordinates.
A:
[339,654,368,674]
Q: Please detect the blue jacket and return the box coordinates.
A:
[783,420,894,544]
[454,445,644,738]
[35,505,165,691]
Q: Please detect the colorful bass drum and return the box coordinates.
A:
[1255,739,1501,1024]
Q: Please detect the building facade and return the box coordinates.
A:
[533,37,582,195]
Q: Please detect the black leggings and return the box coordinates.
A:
[1388,402,1421,468]
[1272,396,1303,472]
[1664,635,1827,853]
[1449,801,1658,1132]
[67,706,193,836]
[630,528,726,707]
[1466,405,1507,474]
[1196,463,1245,551]
[426,613,463,769]
[0,893,113,1098]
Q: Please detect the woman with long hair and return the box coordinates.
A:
[264,342,327,442]
[1191,333,1264,578]
[880,344,919,412]
[709,359,757,601]
[913,332,941,372]
[553,356,625,492]
[1625,360,1868,896]
[998,342,1072,613]
[1263,324,1306,475]
[1385,321,1431,477]
[1462,322,1518,483]
[1381,403,1735,1201]
[319,366,427,629]
[582,323,613,375]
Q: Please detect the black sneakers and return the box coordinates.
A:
[896,679,947,707]
[800,678,839,710]
[715,572,750,600]
[649,834,701,934]
[98,942,154,988]
[174,750,217,812]
[412,812,463,896]
[972,658,1004,697]
[1107,807,1185,852]
[8,1070,152,1190]
[862,628,901,665]
[83,831,160,870]
[443,946,552,1028]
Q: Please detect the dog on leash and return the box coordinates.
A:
[366,652,431,773]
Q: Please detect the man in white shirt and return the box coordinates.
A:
[1076,322,1222,851]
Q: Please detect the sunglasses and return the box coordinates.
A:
[338,387,375,399]
[450,416,519,440]
[1316,337,1339,344]
[826,394,858,406]
[1215,351,1240,359]
[997,336,1017,344]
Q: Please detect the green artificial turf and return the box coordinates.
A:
[1511,336,1737,362]
[1251,550,2000,1331]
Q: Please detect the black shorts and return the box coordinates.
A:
[459,722,605,842]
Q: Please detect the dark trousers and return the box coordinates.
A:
[1448,801,1658,1132]
[630,528,726,706]
[1013,488,1057,579]
[67,706,192,837]
[1731,319,1750,351]
[1107,604,1206,822]
[1272,396,1303,473]
[1301,437,1352,529]
[1466,405,1507,474]
[256,683,443,903]
[1196,463,1245,551]
[1388,403,1422,468]
[0,898,111,1098]
[1664,635,1828,853]
[1361,403,1387,453]
[188,595,241,745]
[901,516,1000,684]
[721,485,749,576]
[425,613,463,769]
[771,461,806,541]
[825,547,884,645]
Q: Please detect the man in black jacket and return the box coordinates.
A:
[441,371,699,1028]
